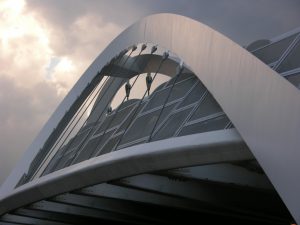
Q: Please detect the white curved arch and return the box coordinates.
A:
[0,129,252,215]
[1,13,300,222]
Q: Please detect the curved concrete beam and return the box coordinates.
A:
[0,129,251,215]
[1,13,300,222]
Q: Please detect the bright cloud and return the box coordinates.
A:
[0,0,121,184]
[47,14,121,96]
[0,0,52,87]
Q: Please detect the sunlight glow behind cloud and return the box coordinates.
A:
[0,0,52,87]
[0,0,121,184]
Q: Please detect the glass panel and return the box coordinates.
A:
[98,135,121,155]
[118,99,138,110]
[119,110,160,144]
[165,73,195,87]
[116,139,146,150]
[43,160,57,175]
[42,147,65,175]
[143,87,171,111]
[247,39,271,51]
[55,144,69,157]
[168,77,197,102]
[72,138,100,164]
[116,102,145,133]
[94,101,136,135]
[286,73,300,89]
[109,103,136,128]
[67,129,90,150]
[60,155,76,170]
[143,77,196,112]
[73,130,115,163]
[61,139,77,156]
[52,152,74,172]
[178,81,206,108]
[277,40,300,73]
[79,122,96,133]
[152,107,192,141]
[154,103,177,126]
[119,103,176,145]
[189,93,222,121]
[252,33,298,64]
[94,115,114,135]
[179,115,230,136]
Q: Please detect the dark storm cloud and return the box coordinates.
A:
[27,0,300,45]
[0,75,61,184]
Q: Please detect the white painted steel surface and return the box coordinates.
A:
[1,13,300,222]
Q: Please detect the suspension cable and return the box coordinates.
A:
[113,50,170,151]
[89,44,149,156]
[61,47,137,165]
[147,61,184,142]
[100,44,148,127]
[31,75,110,179]
[46,77,104,152]
[56,77,109,151]
[68,44,148,162]
[53,45,134,152]
[39,47,133,175]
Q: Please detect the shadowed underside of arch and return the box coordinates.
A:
[1,13,300,224]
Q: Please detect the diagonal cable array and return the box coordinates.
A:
[47,47,138,171]
[148,61,184,142]
[35,45,186,176]
[66,44,150,165]
[37,47,135,176]
[78,44,154,158]
[112,51,177,151]
[30,76,110,179]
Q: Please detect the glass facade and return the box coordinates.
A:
[41,71,230,175]
[252,33,298,65]
[22,29,300,183]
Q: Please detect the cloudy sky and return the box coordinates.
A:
[0,0,300,185]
